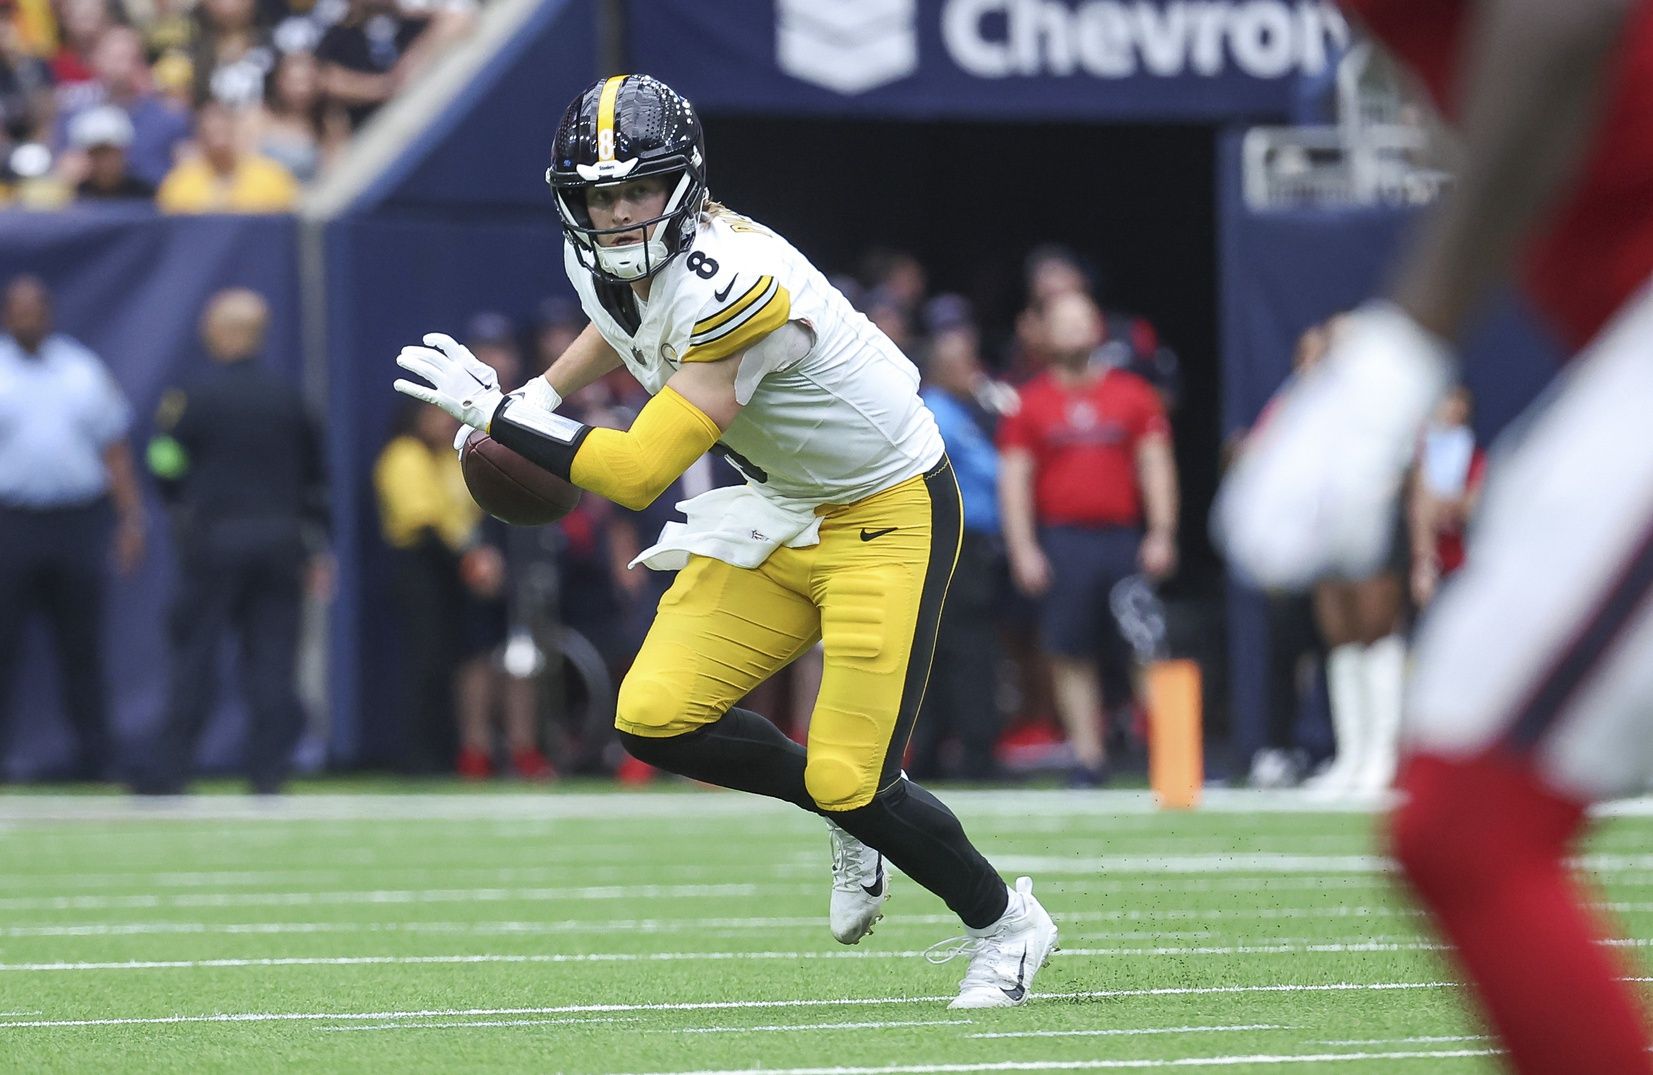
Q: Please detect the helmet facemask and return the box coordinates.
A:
[551,165,701,283]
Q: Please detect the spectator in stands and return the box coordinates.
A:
[134,289,330,795]
[316,0,465,131]
[533,296,584,373]
[859,247,927,322]
[1008,245,1091,382]
[150,49,197,114]
[456,311,554,781]
[0,275,145,782]
[68,105,154,199]
[1410,385,1486,608]
[49,0,113,113]
[1,21,53,160]
[374,400,511,777]
[246,49,340,183]
[125,0,197,67]
[55,26,192,190]
[997,290,1179,786]
[910,306,1011,781]
[861,287,913,356]
[157,99,299,212]
[191,0,275,113]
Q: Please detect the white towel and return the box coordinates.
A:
[630,485,824,572]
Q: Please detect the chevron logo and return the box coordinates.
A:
[776,0,918,95]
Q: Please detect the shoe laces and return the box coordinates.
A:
[827,825,866,889]
[922,935,984,965]
[926,933,1013,996]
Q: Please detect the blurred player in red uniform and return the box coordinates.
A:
[1217,1,1653,1071]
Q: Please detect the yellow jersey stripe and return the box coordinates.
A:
[691,276,774,336]
[690,277,779,344]
[682,286,791,364]
[595,75,626,162]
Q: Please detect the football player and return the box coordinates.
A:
[1216,0,1653,1070]
[393,74,1057,1009]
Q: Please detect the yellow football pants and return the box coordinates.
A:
[615,458,962,811]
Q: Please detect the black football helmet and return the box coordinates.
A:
[547,74,708,283]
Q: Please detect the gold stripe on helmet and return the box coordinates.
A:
[595,74,626,162]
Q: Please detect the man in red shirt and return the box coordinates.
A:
[999,290,1179,785]
[1218,2,1653,1071]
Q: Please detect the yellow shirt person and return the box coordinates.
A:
[373,426,480,552]
[156,100,299,214]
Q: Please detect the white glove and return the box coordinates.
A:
[451,376,565,456]
[393,333,504,432]
[1214,302,1453,589]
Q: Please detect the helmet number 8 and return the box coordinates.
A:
[686,251,719,280]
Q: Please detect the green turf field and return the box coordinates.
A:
[1,787,1649,1073]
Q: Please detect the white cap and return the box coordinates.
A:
[69,106,135,150]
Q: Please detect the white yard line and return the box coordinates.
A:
[612,1051,1502,1074]
[8,854,1653,910]
[0,983,1467,1030]
[4,787,1649,826]
[32,935,1653,975]
[1317,1035,1493,1046]
[679,1020,975,1034]
[0,875,1410,911]
[0,904,1422,939]
[319,1016,639,1032]
[0,941,1484,973]
[968,1025,1288,1040]
[0,882,778,912]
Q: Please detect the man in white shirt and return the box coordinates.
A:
[0,275,145,781]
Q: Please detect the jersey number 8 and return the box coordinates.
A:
[686,251,719,279]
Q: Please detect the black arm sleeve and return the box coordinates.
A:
[488,397,594,482]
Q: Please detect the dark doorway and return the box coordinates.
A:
[704,115,1224,593]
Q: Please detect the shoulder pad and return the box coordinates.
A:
[678,222,790,363]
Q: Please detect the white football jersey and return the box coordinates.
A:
[565,210,944,506]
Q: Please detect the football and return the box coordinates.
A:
[459,427,581,526]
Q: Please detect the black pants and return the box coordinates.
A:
[143,543,305,793]
[0,501,111,781]
[910,529,1006,780]
[1264,591,1324,751]
[388,540,462,774]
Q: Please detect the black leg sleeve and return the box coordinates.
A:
[831,778,1009,930]
[618,707,817,813]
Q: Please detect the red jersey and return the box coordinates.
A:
[1341,0,1653,349]
[998,368,1170,528]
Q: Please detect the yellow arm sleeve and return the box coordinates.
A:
[569,387,723,511]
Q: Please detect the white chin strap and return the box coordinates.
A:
[586,169,696,281]
[595,235,672,281]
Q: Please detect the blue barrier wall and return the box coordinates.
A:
[322,213,573,764]
[1215,131,1561,766]
[0,209,303,780]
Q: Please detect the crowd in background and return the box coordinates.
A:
[0,237,1485,793]
[0,0,474,209]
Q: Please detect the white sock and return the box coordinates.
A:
[1318,643,1368,784]
[1356,633,1407,791]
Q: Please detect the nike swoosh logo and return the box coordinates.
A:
[465,367,493,390]
[860,855,884,899]
[1000,947,1028,1003]
[860,527,897,542]
[714,276,737,302]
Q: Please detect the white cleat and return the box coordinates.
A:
[931,876,1059,1009]
[827,820,888,945]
